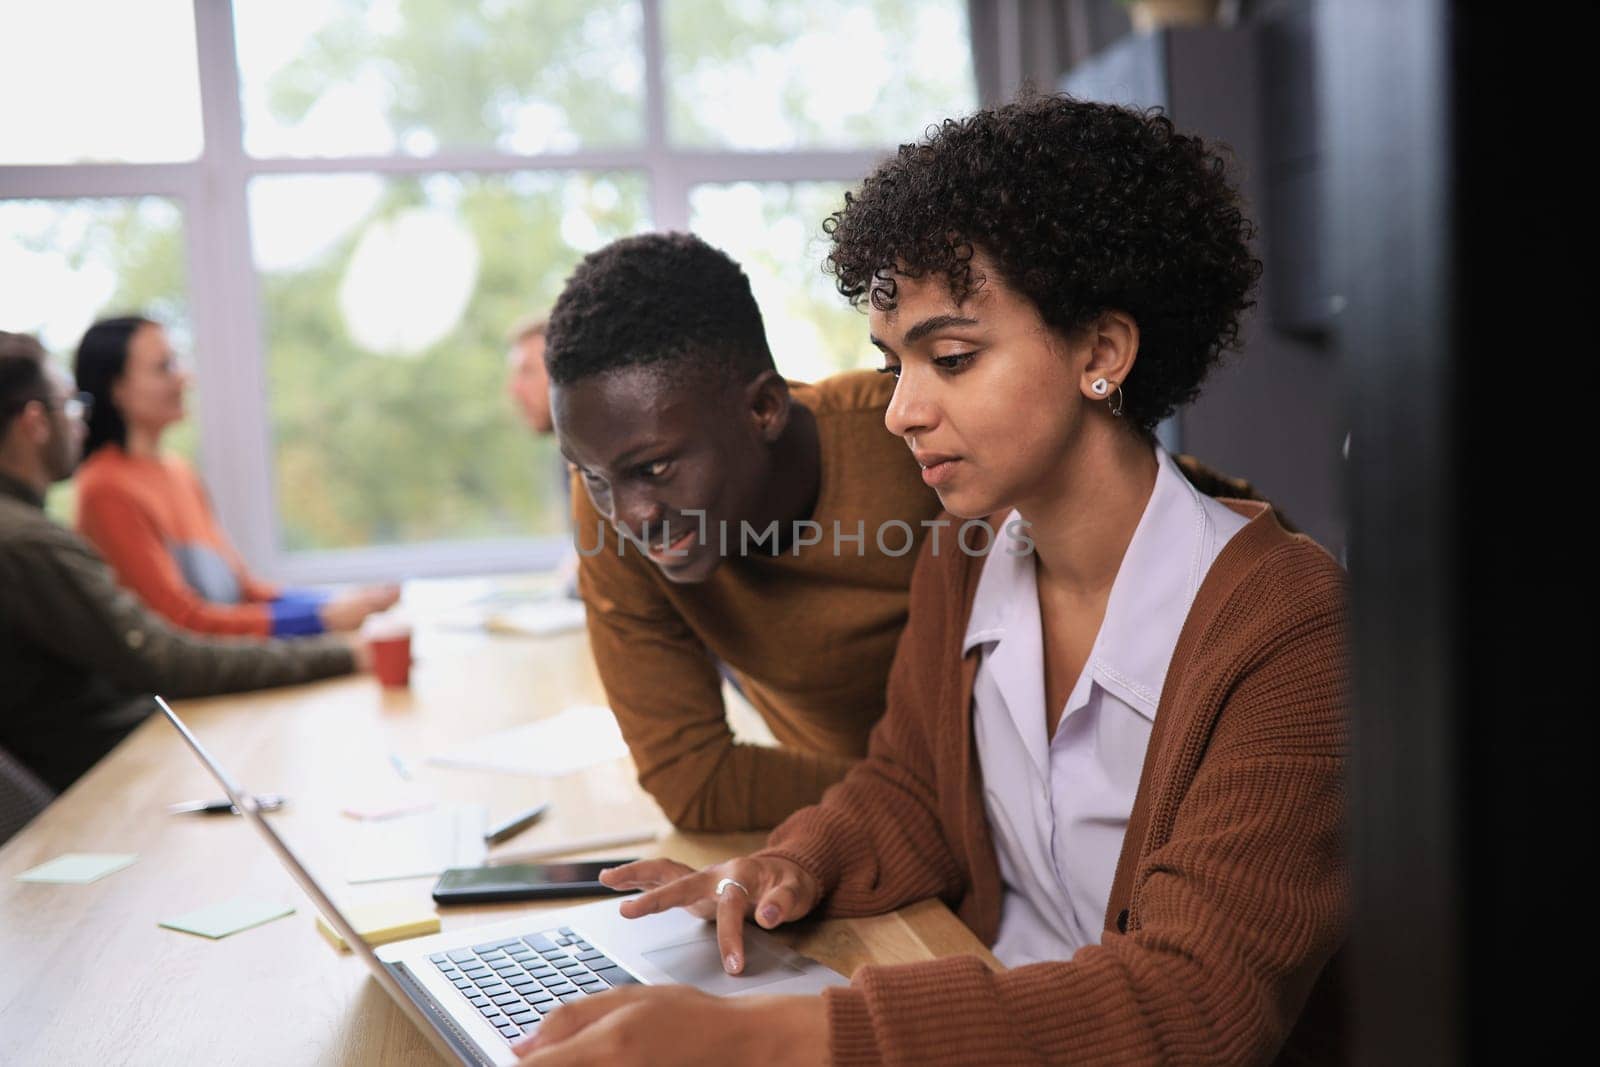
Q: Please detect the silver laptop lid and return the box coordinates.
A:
[153,696,467,1065]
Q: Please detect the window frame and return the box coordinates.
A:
[0,0,965,582]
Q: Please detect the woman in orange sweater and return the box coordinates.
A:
[73,317,397,638]
[510,95,1346,1066]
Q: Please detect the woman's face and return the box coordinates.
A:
[869,259,1104,520]
[114,323,187,433]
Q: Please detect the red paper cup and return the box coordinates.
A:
[370,633,411,687]
[363,612,413,688]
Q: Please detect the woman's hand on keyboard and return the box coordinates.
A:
[598,856,821,975]
[512,986,826,1067]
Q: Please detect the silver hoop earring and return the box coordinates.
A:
[1090,377,1109,396]
[1109,384,1125,418]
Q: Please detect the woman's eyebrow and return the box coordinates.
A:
[901,314,981,345]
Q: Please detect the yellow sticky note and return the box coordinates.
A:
[316,899,440,952]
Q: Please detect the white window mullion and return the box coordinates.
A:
[188,0,282,578]
[0,163,198,200]
[241,150,654,177]
[640,0,687,230]
[670,151,889,186]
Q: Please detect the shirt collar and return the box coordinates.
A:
[963,517,1034,654]
[961,446,1234,722]
[1089,446,1232,719]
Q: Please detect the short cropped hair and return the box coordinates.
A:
[544,233,774,388]
[0,331,51,440]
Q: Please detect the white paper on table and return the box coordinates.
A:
[426,705,628,778]
[433,593,585,637]
[482,597,586,637]
[346,803,487,883]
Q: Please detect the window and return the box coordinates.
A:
[665,0,975,150]
[232,0,644,157]
[251,170,648,551]
[689,182,867,380]
[0,1,203,165]
[0,197,194,522]
[0,197,196,456]
[0,0,976,581]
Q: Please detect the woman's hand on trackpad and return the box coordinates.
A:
[599,856,821,975]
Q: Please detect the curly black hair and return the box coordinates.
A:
[545,232,774,388]
[825,92,1262,432]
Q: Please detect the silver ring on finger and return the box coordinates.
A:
[715,877,749,899]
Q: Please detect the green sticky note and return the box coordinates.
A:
[159,897,295,939]
[15,853,137,884]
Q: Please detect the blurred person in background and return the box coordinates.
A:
[0,331,362,792]
[507,316,555,435]
[72,316,398,639]
[507,314,579,596]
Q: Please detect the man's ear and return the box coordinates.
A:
[21,400,52,447]
[743,370,792,445]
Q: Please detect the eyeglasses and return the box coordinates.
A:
[59,392,94,423]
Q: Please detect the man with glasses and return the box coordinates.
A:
[58,391,92,423]
[0,331,363,792]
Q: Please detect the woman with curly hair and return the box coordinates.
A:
[511,94,1346,1066]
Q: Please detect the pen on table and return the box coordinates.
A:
[487,826,660,864]
[483,801,551,845]
[168,794,285,816]
[388,752,414,780]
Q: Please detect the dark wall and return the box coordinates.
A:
[1321,0,1462,1059]
[1062,10,1345,556]
[1326,1,1576,1059]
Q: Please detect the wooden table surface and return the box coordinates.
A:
[0,609,996,1065]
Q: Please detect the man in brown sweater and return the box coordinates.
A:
[547,234,1260,833]
[0,332,358,791]
[547,234,942,831]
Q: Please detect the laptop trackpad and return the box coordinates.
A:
[641,936,804,994]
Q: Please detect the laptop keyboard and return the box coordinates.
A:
[428,926,640,1043]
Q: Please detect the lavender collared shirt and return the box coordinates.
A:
[966,446,1250,966]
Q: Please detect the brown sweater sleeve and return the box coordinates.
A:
[574,490,859,832]
[756,537,968,912]
[779,544,1347,1065]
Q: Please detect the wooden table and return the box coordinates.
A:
[0,613,996,1064]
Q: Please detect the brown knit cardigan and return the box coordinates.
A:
[759,502,1347,1065]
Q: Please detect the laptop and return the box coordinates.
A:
[154,697,845,1066]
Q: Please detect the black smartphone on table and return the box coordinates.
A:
[431,859,637,905]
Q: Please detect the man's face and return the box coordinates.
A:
[507,333,554,435]
[43,371,85,481]
[552,365,778,584]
